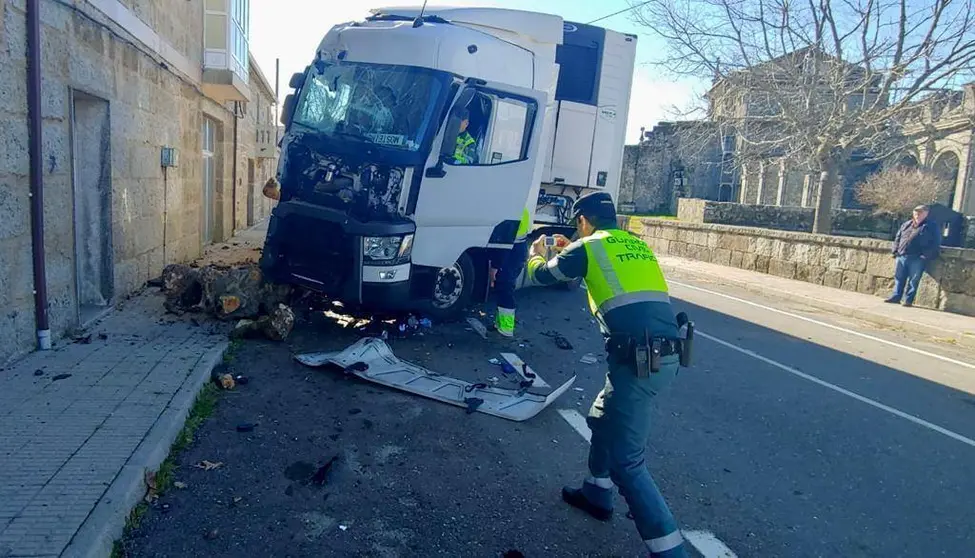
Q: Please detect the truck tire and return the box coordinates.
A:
[425,252,476,321]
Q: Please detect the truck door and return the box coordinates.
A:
[411,83,548,269]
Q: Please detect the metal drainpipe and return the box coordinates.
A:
[232,101,239,236]
[27,0,51,350]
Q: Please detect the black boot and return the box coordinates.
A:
[561,486,613,521]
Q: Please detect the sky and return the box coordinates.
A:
[249,0,706,144]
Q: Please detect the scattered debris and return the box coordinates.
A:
[542,331,574,350]
[97,333,108,341]
[160,503,171,513]
[339,525,349,532]
[195,460,224,471]
[231,496,243,506]
[573,387,585,392]
[144,471,159,503]
[72,334,93,345]
[173,481,187,489]
[466,317,488,339]
[204,528,219,540]
[236,422,257,433]
[33,369,44,377]
[488,377,500,384]
[234,375,249,385]
[296,338,576,422]
[212,369,235,390]
[51,374,72,382]
[229,303,295,342]
[580,353,600,365]
[348,408,362,415]
[489,358,501,366]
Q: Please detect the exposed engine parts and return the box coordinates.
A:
[280,134,405,221]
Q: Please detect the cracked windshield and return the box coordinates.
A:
[293,62,446,152]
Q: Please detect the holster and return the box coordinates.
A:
[606,333,677,377]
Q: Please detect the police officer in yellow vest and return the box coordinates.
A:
[526,191,688,558]
[492,206,533,337]
[453,110,477,165]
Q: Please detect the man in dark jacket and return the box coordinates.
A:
[885,205,941,307]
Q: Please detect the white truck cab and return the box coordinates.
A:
[261,6,636,318]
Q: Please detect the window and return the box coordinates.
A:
[447,91,536,166]
[292,62,451,153]
[230,0,249,79]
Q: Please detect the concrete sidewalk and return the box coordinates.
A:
[0,219,276,558]
[659,255,975,348]
[0,292,226,558]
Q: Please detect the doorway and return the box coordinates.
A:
[202,117,217,244]
[71,91,114,325]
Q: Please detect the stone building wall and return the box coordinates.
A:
[623,217,975,316]
[618,123,723,214]
[0,0,276,363]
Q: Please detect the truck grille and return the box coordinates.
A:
[277,216,355,295]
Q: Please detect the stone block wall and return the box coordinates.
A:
[965,216,975,249]
[624,217,975,316]
[0,0,277,363]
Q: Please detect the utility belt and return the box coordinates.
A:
[605,313,695,377]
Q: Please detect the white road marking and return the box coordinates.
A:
[669,280,975,371]
[557,409,738,557]
[697,329,975,449]
[683,531,739,557]
[557,408,591,442]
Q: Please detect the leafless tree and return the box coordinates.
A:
[630,0,975,232]
[856,166,950,214]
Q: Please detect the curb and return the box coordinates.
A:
[61,342,229,558]
[661,263,975,351]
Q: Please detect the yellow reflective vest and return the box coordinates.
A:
[580,229,670,319]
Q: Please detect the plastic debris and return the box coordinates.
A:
[339,525,349,531]
[51,374,72,382]
[580,354,599,365]
[419,318,433,328]
[573,387,585,392]
[467,317,488,339]
[489,358,501,366]
[195,460,224,471]
[174,481,187,489]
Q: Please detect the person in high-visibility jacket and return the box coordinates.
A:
[452,110,477,165]
[526,191,688,558]
[492,206,533,337]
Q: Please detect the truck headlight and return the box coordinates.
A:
[363,234,413,261]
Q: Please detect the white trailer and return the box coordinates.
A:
[261,6,637,318]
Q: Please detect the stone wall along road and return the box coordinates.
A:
[623,217,975,317]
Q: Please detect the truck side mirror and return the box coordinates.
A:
[281,94,296,126]
[289,71,306,90]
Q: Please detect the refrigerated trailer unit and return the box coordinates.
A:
[260,6,637,318]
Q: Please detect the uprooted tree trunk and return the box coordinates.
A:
[161,263,293,322]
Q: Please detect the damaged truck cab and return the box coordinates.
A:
[261,6,635,318]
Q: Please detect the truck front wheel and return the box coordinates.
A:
[425,252,475,321]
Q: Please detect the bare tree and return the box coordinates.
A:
[631,0,975,232]
[856,166,950,214]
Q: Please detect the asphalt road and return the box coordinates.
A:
[120,273,975,558]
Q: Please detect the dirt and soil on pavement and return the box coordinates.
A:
[114,283,669,558]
